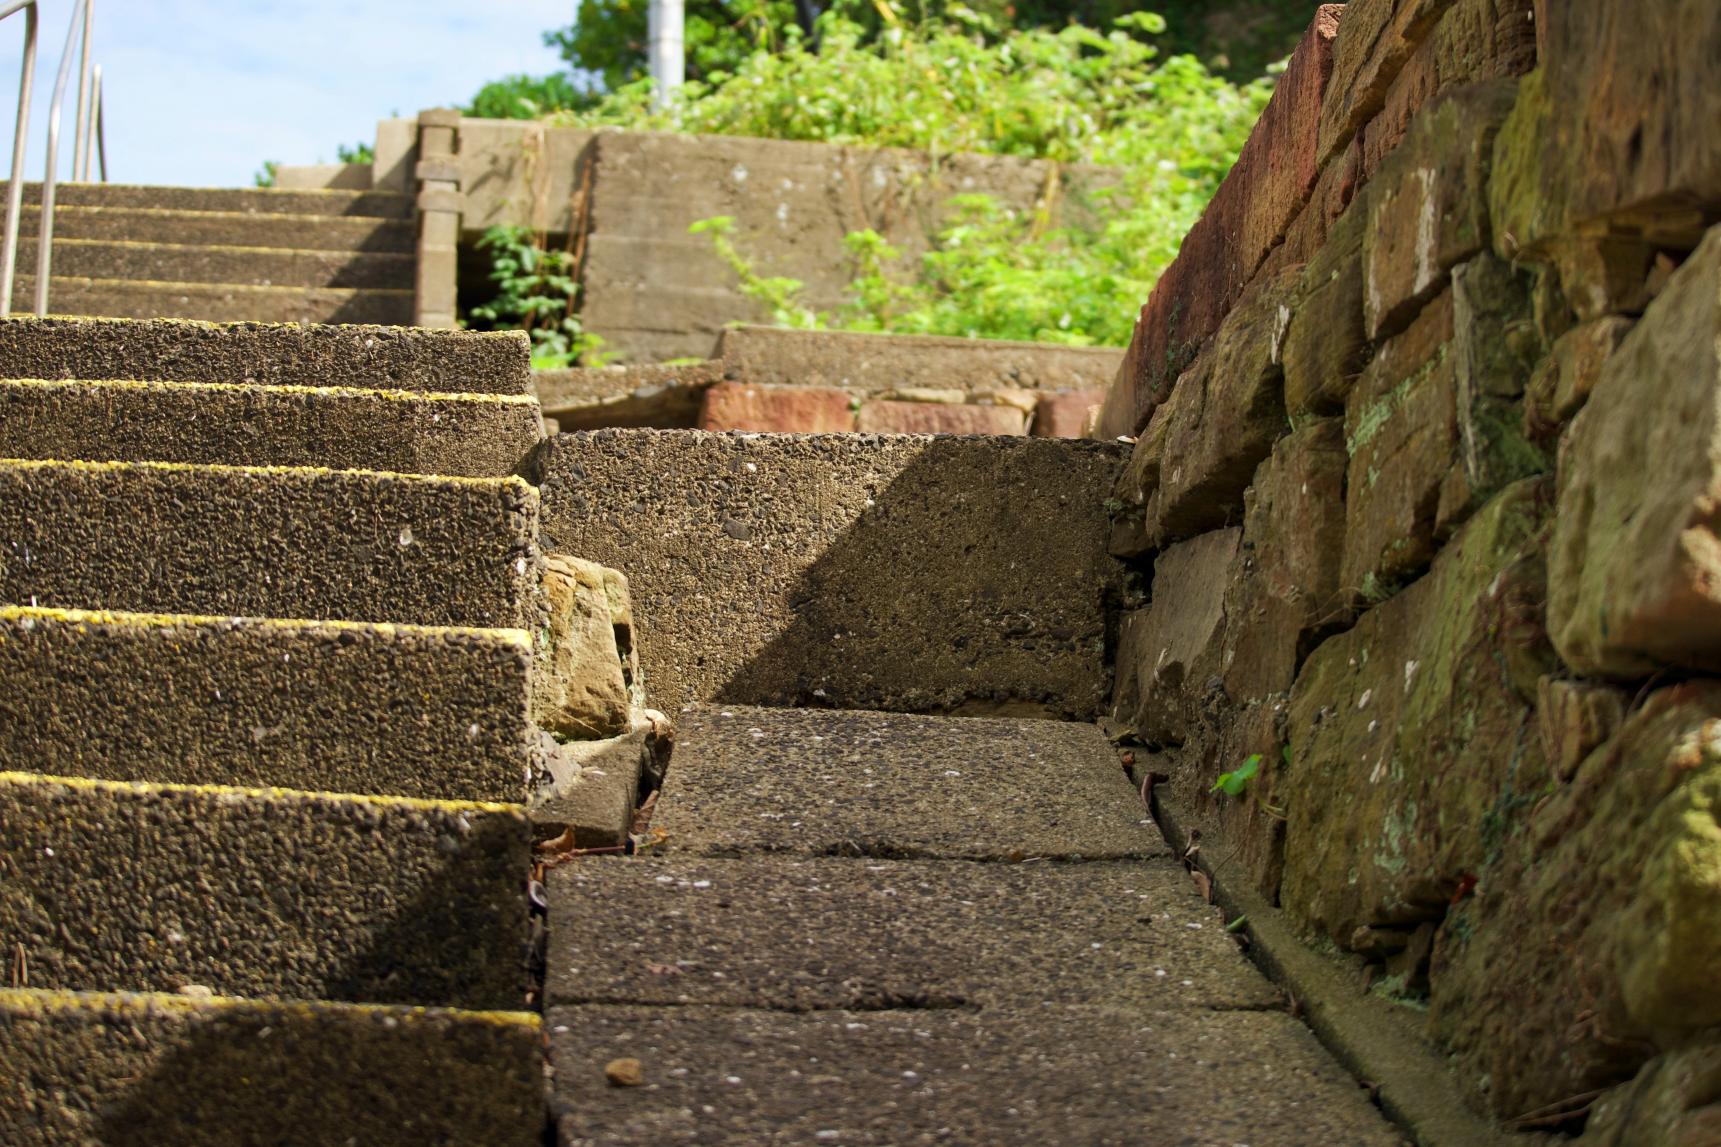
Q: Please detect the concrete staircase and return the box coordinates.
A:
[1,183,414,324]
[0,316,545,1144]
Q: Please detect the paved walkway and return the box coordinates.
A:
[546,706,1406,1146]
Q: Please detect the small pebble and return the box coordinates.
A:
[604,1057,644,1087]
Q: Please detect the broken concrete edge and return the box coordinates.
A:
[0,768,530,819]
[1147,784,1521,1147]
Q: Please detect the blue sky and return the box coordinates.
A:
[0,0,573,188]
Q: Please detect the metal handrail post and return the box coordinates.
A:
[91,63,103,181]
[73,0,91,180]
[0,0,38,317]
[37,0,91,315]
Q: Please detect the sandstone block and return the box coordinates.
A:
[1110,529,1239,745]
[698,382,855,433]
[1120,266,1301,550]
[1522,316,1633,444]
[1283,478,1554,945]
[1537,676,1626,784]
[1283,197,1369,420]
[854,400,1027,436]
[1548,226,1721,677]
[1317,0,1457,166]
[1363,81,1518,340]
[1032,388,1105,438]
[537,555,633,739]
[1551,236,1661,322]
[1578,1041,1721,1147]
[1429,681,1721,1119]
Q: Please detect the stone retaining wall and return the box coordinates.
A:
[1097,0,1721,1139]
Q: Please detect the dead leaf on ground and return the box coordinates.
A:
[1191,869,1212,903]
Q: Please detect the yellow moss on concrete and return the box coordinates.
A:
[0,769,529,816]
[0,454,540,495]
[0,986,542,1029]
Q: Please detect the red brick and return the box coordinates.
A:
[1094,6,1340,439]
[698,383,855,433]
[854,400,1027,436]
[1032,389,1105,438]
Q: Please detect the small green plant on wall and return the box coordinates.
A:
[467,226,608,369]
[1211,753,1261,797]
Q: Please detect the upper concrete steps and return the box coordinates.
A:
[0,606,533,801]
[0,314,531,392]
[0,377,544,476]
[530,429,1130,719]
[0,458,541,628]
[0,771,530,1008]
[12,274,414,325]
[0,180,413,219]
[17,236,414,289]
[13,203,416,252]
[0,988,543,1146]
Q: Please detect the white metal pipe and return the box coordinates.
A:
[72,0,91,179]
[648,0,684,110]
[38,0,89,314]
[0,0,39,316]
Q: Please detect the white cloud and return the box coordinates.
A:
[0,0,572,186]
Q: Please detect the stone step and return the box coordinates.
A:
[531,430,1129,718]
[16,237,413,290]
[0,377,543,476]
[0,606,532,802]
[13,275,414,325]
[547,855,1278,1012]
[0,314,530,394]
[0,459,539,628]
[0,772,529,1007]
[548,1004,1403,1146]
[12,203,416,252]
[0,989,543,1146]
[0,179,414,218]
[650,705,1158,860]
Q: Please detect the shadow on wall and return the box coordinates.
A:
[530,431,1132,723]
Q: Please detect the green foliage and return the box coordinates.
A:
[465,73,595,120]
[253,160,279,189]
[628,9,1269,344]
[467,226,608,367]
[335,141,375,165]
[688,216,822,330]
[547,0,801,90]
[1212,754,1261,797]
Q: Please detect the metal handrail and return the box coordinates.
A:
[36,0,96,315]
[0,0,39,317]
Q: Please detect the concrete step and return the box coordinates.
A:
[12,275,413,325]
[548,855,1278,1012]
[650,705,1159,860]
[0,377,544,476]
[0,989,543,1146]
[0,179,414,218]
[0,606,532,802]
[549,1004,1403,1146]
[13,204,415,252]
[0,771,530,1007]
[16,237,413,290]
[0,314,530,394]
[0,459,540,628]
[530,430,1130,718]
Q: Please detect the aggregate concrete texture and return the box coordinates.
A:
[0,459,540,629]
[0,607,533,802]
[13,277,415,326]
[653,706,1159,860]
[0,377,544,477]
[547,855,1280,1012]
[0,179,414,218]
[18,237,413,290]
[0,314,529,393]
[549,1003,1407,1146]
[18,203,418,252]
[0,989,543,1147]
[0,772,529,1008]
[533,430,1128,717]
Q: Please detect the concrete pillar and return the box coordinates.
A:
[413,108,463,330]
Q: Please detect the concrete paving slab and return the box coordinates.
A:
[533,430,1129,717]
[0,314,529,393]
[0,377,543,476]
[0,989,542,1147]
[547,855,1280,1012]
[547,1003,1407,1146]
[0,772,529,1007]
[0,459,540,629]
[653,706,1159,860]
[0,606,533,802]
